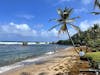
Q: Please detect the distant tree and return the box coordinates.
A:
[49,8,80,54]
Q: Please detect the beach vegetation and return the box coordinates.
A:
[56,24,100,52]
[86,52,100,62]
[85,52,100,69]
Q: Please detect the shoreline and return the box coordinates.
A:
[0,44,67,67]
[0,46,68,73]
[1,46,78,75]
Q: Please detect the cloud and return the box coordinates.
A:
[79,20,91,31]
[0,22,59,41]
[1,20,99,41]
[1,22,37,37]
[79,19,100,31]
[0,22,80,41]
[82,0,92,5]
[17,14,34,20]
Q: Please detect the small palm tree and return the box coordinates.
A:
[49,8,80,54]
[91,0,100,15]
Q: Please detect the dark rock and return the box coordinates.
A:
[55,72,64,75]
[20,72,31,75]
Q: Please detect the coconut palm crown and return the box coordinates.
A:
[49,8,80,53]
[49,8,80,33]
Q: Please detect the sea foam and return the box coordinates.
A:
[0,54,56,74]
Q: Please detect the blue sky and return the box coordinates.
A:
[0,0,100,42]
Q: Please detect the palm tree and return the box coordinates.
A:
[49,8,80,54]
[91,24,99,41]
[91,0,100,15]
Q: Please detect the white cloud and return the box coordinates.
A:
[0,22,80,41]
[0,22,59,41]
[79,19,100,31]
[82,0,92,5]
[79,20,91,31]
[0,22,37,37]
[1,20,99,41]
[41,29,58,37]
[10,22,31,30]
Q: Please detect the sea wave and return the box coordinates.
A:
[0,64,22,73]
[0,44,68,74]
[45,51,55,55]
[0,53,56,74]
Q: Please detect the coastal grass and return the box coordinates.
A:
[85,52,100,62]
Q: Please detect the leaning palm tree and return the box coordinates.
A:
[49,8,80,54]
[91,0,100,15]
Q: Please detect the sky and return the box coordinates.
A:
[0,0,100,42]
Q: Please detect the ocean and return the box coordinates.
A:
[0,44,69,73]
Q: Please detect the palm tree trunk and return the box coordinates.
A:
[66,26,79,54]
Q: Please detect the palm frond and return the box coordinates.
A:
[48,24,61,31]
[94,0,100,9]
[94,0,98,9]
[57,8,63,18]
[66,19,75,23]
[67,8,73,18]
[70,16,80,20]
[91,11,100,15]
[96,0,100,8]
[49,19,58,22]
[69,23,81,36]
[49,19,64,23]
[69,24,80,31]
[65,16,80,23]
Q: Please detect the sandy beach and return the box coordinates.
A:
[0,47,79,75]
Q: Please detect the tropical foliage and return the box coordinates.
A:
[85,52,100,69]
[85,52,100,62]
[56,24,100,51]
